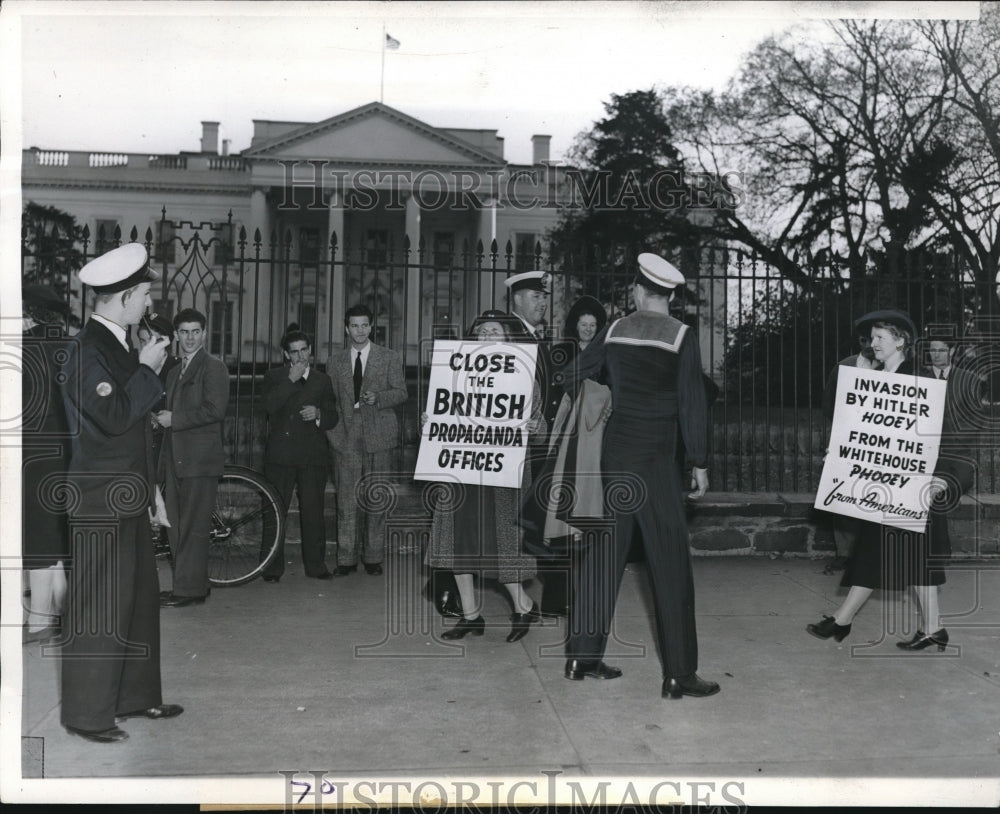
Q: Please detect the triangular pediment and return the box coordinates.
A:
[244,103,504,167]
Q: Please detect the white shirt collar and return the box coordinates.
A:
[513,312,537,337]
[91,314,129,351]
[353,342,371,365]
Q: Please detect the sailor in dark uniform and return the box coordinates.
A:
[59,243,184,743]
[559,253,720,699]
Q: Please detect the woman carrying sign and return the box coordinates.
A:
[425,311,546,643]
[807,309,975,651]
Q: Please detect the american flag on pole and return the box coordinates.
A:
[385,33,401,50]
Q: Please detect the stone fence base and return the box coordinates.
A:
[279,485,999,560]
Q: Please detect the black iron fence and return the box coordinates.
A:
[22,210,1000,492]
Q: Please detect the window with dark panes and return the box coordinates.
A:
[94,219,120,251]
[155,220,176,264]
[215,222,235,266]
[299,227,321,267]
[433,231,455,270]
[210,299,235,357]
[514,232,538,270]
[364,229,388,269]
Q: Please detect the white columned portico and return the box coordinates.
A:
[477,198,501,313]
[327,188,347,359]
[404,190,422,364]
[247,187,275,365]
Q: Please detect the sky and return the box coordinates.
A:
[5,0,980,166]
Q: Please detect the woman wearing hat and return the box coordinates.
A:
[807,309,975,650]
[424,310,544,642]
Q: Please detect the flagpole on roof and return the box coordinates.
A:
[380,23,386,104]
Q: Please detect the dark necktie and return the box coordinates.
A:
[353,352,363,404]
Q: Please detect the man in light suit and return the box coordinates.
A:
[327,304,408,576]
[156,308,230,607]
[260,328,339,582]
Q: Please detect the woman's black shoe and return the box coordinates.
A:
[438,589,464,619]
[441,616,485,640]
[806,615,851,642]
[896,628,949,651]
[506,603,541,643]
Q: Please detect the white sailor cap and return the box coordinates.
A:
[637,253,685,290]
[504,270,551,294]
[79,244,158,294]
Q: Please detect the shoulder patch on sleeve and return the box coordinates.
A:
[96,381,113,397]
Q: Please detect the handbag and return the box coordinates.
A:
[423,569,463,618]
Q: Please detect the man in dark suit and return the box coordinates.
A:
[261,328,338,581]
[506,270,563,425]
[59,243,183,743]
[505,271,568,615]
[155,308,230,607]
[327,304,408,577]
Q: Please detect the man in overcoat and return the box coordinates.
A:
[59,243,183,743]
[327,304,407,576]
[156,308,230,606]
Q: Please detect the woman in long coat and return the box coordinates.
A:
[425,311,545,642]
[807,309,976,650]
[529,295,611,544]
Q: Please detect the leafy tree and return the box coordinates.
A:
[547,89,698,311]
[662,13,999,318]
[22,202,85,325]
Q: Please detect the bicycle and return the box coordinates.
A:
[208,465,285,586]
[154,465,285,587]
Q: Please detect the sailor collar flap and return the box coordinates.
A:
[605,312,688,354]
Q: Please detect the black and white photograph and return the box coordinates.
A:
[2,0,998,807]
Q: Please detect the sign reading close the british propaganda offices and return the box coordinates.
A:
[415,340,538,488]
[816,367,947,532]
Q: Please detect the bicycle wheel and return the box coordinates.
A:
[208,466,284,586]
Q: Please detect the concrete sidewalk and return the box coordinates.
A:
[13,552,1000,807]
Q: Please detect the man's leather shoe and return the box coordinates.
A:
[364,563,383,576]
[160,593,207,608]
[117,703,184,721]
[333,565,357,577]
[564,659,622,680]
[662,673,720,699]
[310,570,334,580]
[262,575,280,583]
[66,725,129,743]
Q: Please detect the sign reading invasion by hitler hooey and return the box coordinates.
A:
[815,366,946,532]
[415,339,538,488]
